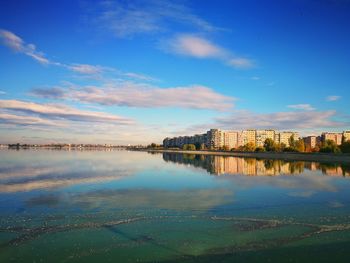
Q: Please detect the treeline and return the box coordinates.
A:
[179,136,350,153]
[149,136,350,154]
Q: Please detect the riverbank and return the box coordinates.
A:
[136,148,350,164]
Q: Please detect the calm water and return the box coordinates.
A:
[1,149,350,262]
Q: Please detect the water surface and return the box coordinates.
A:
[1,149,350,262]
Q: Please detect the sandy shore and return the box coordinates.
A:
[138,149,350,164]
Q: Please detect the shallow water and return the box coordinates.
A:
[0,149,350,262]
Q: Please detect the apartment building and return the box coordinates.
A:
[303,136,318,151]
[256,130,275,147]
[242,129,256,145]
[277,131,300,147]
[223,131,239,149]
[343,131,350,142]
[321,132,343,145]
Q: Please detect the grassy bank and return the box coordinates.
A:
[137,148,350,164]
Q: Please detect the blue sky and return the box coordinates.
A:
[0,0,349,144]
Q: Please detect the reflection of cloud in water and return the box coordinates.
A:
[71,189,234,211]
[0,173,131,193]
[217,172,338,194]
[0,166,65,181]
[26,194,60,207]
[288,191,315,198]
[0,150,144,193]
[328,201,345,208]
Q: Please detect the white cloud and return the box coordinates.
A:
[30,82,235,111]
[326,95,341,101]
[287,104,316,111]
[0,29,50,65]
[0,112,61,127]
[162,34,255,69]
[227,58,255,69]
[0,90,6,95]
[165,35,224,58]
[68,64,106,75]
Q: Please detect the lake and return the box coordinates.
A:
[0,149,350,262]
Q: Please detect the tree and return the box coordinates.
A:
[263,138,275,152]
[288,135,296,149]
[320,140,341,153]
[255,146,266,152]
[194,142,201,150]
[295,139,305,152]
[221,145,230,151]
[183,144,196,151]
[340,141,350,153]
[243,142,255,152]
[274,143,285,152]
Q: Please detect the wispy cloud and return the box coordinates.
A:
[161,34,255,69]
[67,64,106,75]
[326,95,341,101]
[30,87,65,99]
[0,29,50,65]
[93,0,222,38]
[215,110,345,130]
[0,99,134,125]
[0,90,6,95]
[0,29,157,81]
[183,110,348,135]
[30,82,235,111]
[287,104,316,111]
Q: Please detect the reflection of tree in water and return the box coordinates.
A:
[289,161,305,174]
[163,153,348,176]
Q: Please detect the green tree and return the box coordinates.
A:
[288,135,296,149]
[340,141,350,153]
[263,138,275,152]
[243,142,256,152]
[320,140,341,153]
[194,142,201,150]
[183,144,196,151]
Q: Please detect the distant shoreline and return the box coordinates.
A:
[138,148,350,164]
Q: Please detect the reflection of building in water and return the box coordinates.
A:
[163,153,350,177]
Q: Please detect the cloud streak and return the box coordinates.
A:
[287,104,316,111]
[326,95,341,101]
[93,0,222,38]
[0,29,157,81]
[182,110,349,136]
[162,34,255,69]
[0,29,50,65]
[30,82,235,111]
[0,99,134,125]
[215,110,346,130]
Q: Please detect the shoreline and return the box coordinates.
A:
[138,149,350,164]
